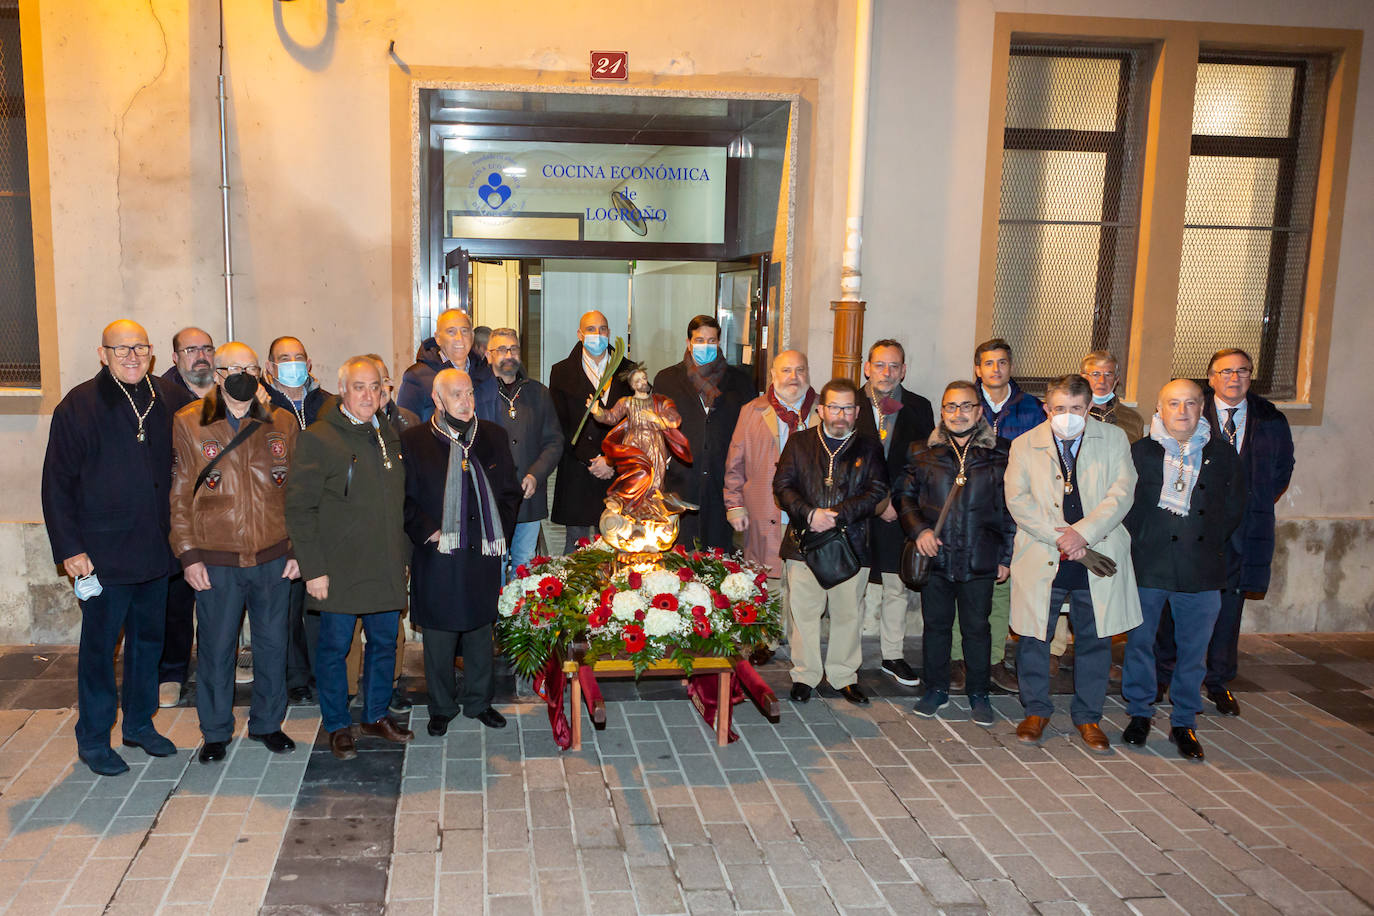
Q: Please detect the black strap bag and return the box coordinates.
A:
[899,477,963,590]
[798,525,861,589]
[193,420,262,496]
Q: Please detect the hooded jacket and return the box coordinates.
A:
[396,337,499,424]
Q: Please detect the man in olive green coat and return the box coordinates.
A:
[285,356,412,760]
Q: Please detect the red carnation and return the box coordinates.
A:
[673,544,689,557]
[532,555,551,566]
[712,592,730,610]
[634,610,646,621]
[712,547,725,558]
[577,536,592,548]
[691,551,703,562]
[627,571,642,589]
[622,625,647,653]
[754,572,768,586]
[693,618,712,638]
[691,605,707,619]
[651,593,679,612]
[733,604,758,625]
[537,576,563,599]
[515,564,530,579]
[723,560,742,574]
[677,567,694,583]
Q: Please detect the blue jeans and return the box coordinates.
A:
[1018,587,1110,725]
[505,520,542,582]
[196,558,291,742]
[317,610,400,733]
[77,577,168,752]
[1126,588,1221,728]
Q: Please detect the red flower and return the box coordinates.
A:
[588,606,611,628]
[693,618,712,638]
[723,560,742,574]
[691,551,703,562]
[712,592,730,610]
[622,625,647,653]
[577,536,592,548]
[634,610,646,621]
[651,593,679,612]
[712,547,725,558]
[537,576,563,599]
[600,586,617,605]
[691,605,707,619]
[677,567,694,583]
[531,554,551,566]
[673,544,688,557]
[733,604,758,625]
[754,592,766,605]
[627,571,642,589]
[754,572,768,586]
[515,564,530,579]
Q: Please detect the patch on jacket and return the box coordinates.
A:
[267,433,286,459]
[202,440,221,459]
[271,466,288,487]
[204,469,223,491]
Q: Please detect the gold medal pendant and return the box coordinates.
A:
[462,458,469,472]
[824,476,833,488]
[137,429,146,443]
[879,428,888,441]
[1064,483,1074,495]
[508,407,517,419]
[955,474,967,487]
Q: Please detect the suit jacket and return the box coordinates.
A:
[723,394,816,577]
[547,342,633,526]
[854,385,935,573]
[493,372,564,523]
[1005,418,1141,639]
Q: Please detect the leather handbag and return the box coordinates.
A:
[797,525,861,589]
[899,477,963,590]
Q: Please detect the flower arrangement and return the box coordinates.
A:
[496,539,782,677]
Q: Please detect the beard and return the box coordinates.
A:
[497,357,521,377]
[184,365,214,387]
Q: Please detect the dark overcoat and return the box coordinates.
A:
[401,419,521,632]
[855,385,935,574]
[493,371,564,523]
[652,358,757,550]
[548,342,633,527]
[42,368,194,584]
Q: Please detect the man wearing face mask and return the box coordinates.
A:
[652,315,757,550]
[1082,350,1144,444]
[402,369,522,736]
[549,310,633,552]
[1006,374,1140,754]
[397,308,498,424]
[168,343,302,763]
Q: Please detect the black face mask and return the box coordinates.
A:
[223,372,260,403]
[445,411,474,435]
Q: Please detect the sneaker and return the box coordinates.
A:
[235,648,254,684]
[913,690,950,718]
[880,658,921,687]
[969,694,995,727]
[388,689,413,713]
[158,681,182,708]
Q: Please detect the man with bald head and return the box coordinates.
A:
[549,309,633,551]
[42,320,194,775]
[1121,379,1246,761]
[169,343,301,762]
[397,308,498,423]
[402,368,521,735]
[286,357,412,760]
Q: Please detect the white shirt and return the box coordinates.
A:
[583,349,610,403]
[776,397,809,524]
[1214,396,1247,453]
[985,389,1011,415]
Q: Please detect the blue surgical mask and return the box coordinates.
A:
[583,334,608,357]
[1092,392,1114,405]
[275,360,309,388]
[691,343,718,366]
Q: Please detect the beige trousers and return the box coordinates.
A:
[785,559,867,689]
[867,572,919,661]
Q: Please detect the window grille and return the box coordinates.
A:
[0,1,38,388]
[1173,53,1328,399]
[991,44,1149,389]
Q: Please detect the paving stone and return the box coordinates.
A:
[671,844,727,890]
[630,864,687,914]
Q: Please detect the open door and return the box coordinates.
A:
[441,246,471,313]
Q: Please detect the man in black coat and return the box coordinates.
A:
[774,378,888,707]
[548,310,632,552]
[855,339,934,686]
[653,314,757,551]
[895,381,1013,725]
[402,368,522,736]
[41,320,194,776]
[1123,379,1247,760]
[396,309,500,424]
[1156,348,1294,718]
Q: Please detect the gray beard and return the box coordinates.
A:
[184,366,214,387]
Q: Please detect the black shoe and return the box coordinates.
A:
[388,689,413,713]
[1154,684,1168,705]
[880,658,921,687]
[198,741,228,764]
[789,683,812,703]
[838,684,869,706]
[288,686,313,704]
[427,714,452,737]
[122,730,176,757]
[474,708,507,729]
[1122,716,1152,747]
[1170,726,1206,761]
[79,746,130,777]
[248,730,296,754]
[1209,690,1240,717]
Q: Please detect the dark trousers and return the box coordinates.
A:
[922,574,994,695]
[196,558,290,742]
[1156,547,1244,693]
[76,577,168,753]
[1125,588,1220,728]
[563,525,595,555]
[317,611,399,733]
[1018,587,1110,725]
[285,578,320,690]
[422,623,495,719]
[158,572,195,684]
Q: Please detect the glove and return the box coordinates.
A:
[1080,548,1117,578]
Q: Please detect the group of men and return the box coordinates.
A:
[41,308,1292,776]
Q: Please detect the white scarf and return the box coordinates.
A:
[1150,415,1210,516]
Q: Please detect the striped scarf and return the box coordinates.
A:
[1150,415,1210,517]
[431,414,506,556]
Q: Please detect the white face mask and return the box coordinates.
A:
[1091,392,1114,404]
[1050,412,1086,439]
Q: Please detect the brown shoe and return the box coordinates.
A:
[1077,722,1111,754]
[950,660,967,693]
[748,646,775,667]
[329,728,357,760]
[989,660,1019,693]
[1016,715,1049,743]
[359,715,414,744]
[1047,654,1061,678]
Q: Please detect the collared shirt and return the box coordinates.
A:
[582,349,610,404]
[985,389,1011,415]
[339,404,380,429]
[1214,396,1247,453]
[776,396,808,453]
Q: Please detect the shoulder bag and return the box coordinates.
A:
[899,476,962,590]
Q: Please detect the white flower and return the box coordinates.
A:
[721,572,755,602]
[497,584,522,617]
[644,606,686,638]
[680,581,712,612]
[611,590,646,621]
[641,569,680,599]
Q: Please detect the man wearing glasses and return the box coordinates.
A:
[1156,349,1293,718]
[774,378,888,706]
[164,327,217,399]
[1081,350,1144,444]
[42,320,194,775]
[169,343,302,763]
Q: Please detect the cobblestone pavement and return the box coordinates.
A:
[1,634,1373,914]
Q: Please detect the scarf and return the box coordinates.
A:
[865,382,903,417]
[766,385,817,433]
[1150,414,1210,517]
[685,347,727,410]
[431,414,506,556]
[1089,398,1117,425]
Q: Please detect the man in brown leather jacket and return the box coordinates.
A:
[169,342,302,764]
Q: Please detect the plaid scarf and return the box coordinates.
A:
[431,414,506,556]
[685,347,727,410]
[766,385,816,432]
[1150,414,1210,517]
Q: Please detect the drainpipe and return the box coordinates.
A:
[218,0,236,339]
[830,0,872,383]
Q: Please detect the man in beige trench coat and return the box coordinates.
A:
[1005,374,1141,754]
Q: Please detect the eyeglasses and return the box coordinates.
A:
[941,401,979,414]
[215,365,262,377]
[1213,367,1253,379]
[822,403,857,413]
[1084,370,1116,381]
[103,344,151,359]
[177,345,215,356]
[489,345,520,356]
